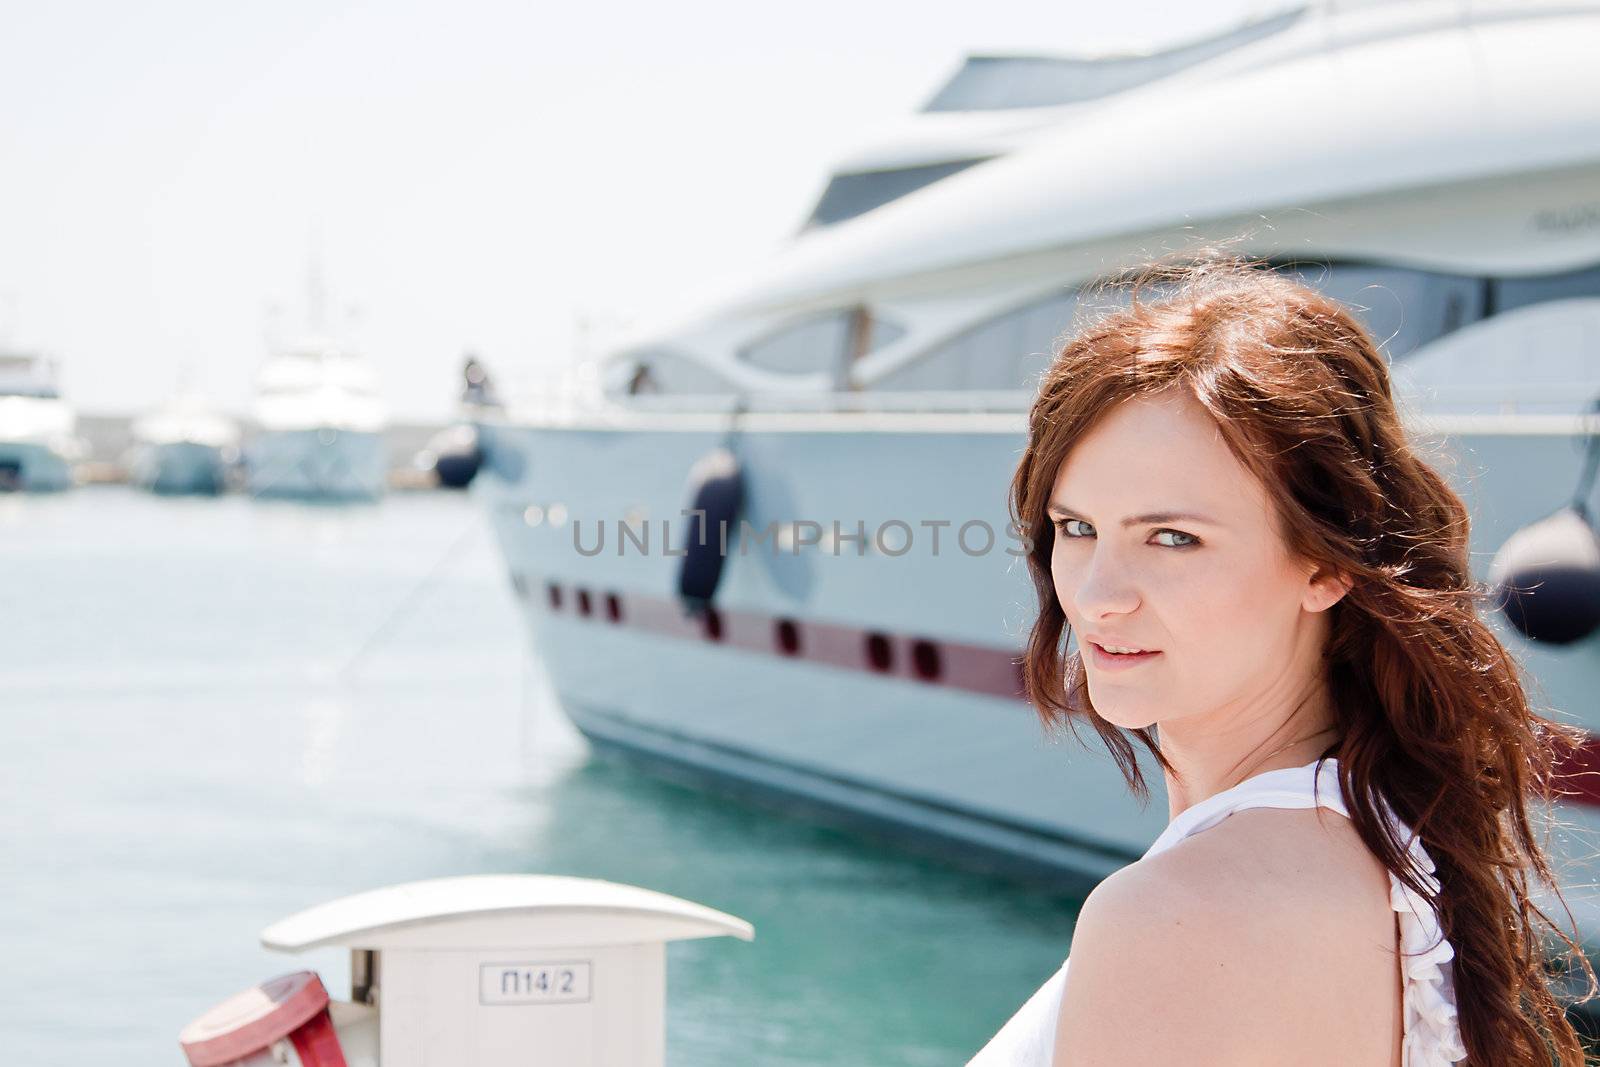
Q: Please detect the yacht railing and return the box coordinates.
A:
[505,388,1037,422]
[499,354,1037,423]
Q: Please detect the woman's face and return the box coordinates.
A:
[1048,387,1344,732]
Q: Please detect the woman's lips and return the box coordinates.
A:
[1087,641,1162,672]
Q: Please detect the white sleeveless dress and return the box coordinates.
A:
[966,756,1468,1066]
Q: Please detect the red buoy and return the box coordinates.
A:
[179,970,348,1067]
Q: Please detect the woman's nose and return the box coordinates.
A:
[1073,548,1141,620]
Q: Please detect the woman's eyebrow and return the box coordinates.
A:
[1045,501,1220,527]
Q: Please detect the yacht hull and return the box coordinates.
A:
[0,440,73,492]
[131,440,230,495]
[245,427,387,501]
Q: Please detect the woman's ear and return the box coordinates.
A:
[1303,563,1353,614]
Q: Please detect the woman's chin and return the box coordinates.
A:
[1086,691,1159,731]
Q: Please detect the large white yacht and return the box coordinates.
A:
[473,0,1600,968]
[245,338,388,500]
[0,351,83,491]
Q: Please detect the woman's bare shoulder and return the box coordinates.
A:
[1155,804,1396,923]
[1054,808,1398,1065]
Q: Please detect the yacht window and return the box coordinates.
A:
[868,317,907,350]
[869,289,1080,392]
[740,313,851,375]
[1492,262,1600,314]
[1274,262,1485,361]
[804,159,988,229]
[738,309,905,375]
[0,381,59,399]
[921,8,1305,112]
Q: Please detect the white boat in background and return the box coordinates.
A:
[245,338,388,501]
[0,351,83,491]
[127,388,240,495]
[473,0,1600,1003]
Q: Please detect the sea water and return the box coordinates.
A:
[0,486,1084,1066]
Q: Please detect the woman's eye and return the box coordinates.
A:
[1052,519,1195,546]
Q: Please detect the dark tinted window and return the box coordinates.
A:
[921,9,1304,112]
[868,317,907,350]
[869,289,1079,392]
[740,313,851,375]
[804,159,987,229]
[739,310,906,375]
[1492,262,1600,314]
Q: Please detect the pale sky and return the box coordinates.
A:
[0,0,1263,422]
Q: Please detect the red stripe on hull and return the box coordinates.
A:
[519,575,1600,808]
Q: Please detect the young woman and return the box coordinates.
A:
[971,256,1596,1065]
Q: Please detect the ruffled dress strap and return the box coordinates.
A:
[1382,800,1468,1065]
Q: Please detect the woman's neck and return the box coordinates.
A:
[1157,683,1340,822]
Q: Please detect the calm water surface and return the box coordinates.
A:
[0,486,1086,1066]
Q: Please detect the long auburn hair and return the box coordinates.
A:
[1008,252,1597,1063]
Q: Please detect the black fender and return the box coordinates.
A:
[1490,505,1600,645]
[428,423,482,488]
[677,447,744,611]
